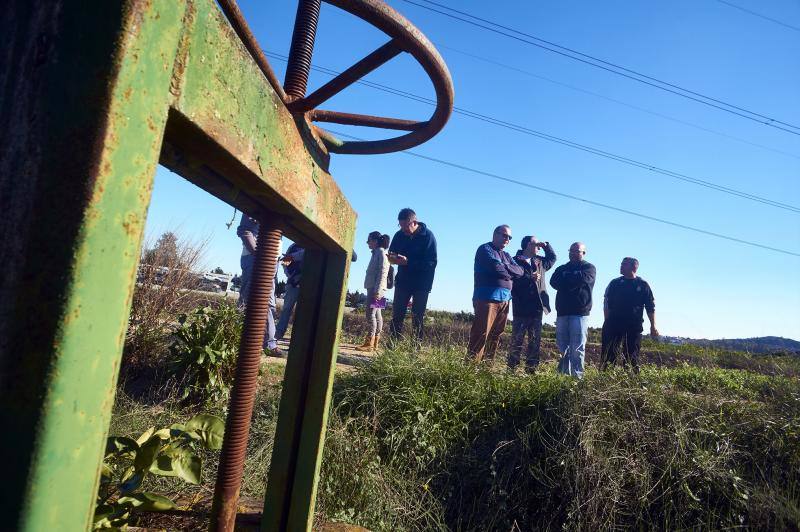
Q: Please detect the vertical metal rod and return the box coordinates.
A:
[211,216,282,532]
[284,0,322,100]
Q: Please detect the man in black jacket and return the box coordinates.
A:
[388,208,438,340]
[600,257,658,373]
[508,236,556,373]
[549,242,596,378]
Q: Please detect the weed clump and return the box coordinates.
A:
[168,304,243,403]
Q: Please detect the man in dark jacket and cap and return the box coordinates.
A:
[388,208,437,340]
[508,236,556,373]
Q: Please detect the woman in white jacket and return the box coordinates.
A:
[357,231,391,351]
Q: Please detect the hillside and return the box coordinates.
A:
[661,335,800,354]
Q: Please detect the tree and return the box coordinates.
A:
[346,290,367,308]
[143,232,180,268]
[212,267,225,274]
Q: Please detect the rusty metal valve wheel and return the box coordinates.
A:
[283,0,455,155]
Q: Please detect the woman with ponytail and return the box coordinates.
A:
[357,231,391,351]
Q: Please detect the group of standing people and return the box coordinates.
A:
[357,208,438,351]
[236,207,439,355]
[467,226,658,376]
[237,209,658,375]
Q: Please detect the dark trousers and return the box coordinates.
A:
[601,325,642,373]
[467,299,510,362]
[508,312,543,370]
[389,286,430,340]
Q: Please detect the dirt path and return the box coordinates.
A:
[261,337,379,373]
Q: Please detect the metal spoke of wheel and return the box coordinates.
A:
[289,39,404,113]
[309,109,423,130]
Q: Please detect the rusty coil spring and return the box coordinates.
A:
[284,0,322,99]
[212,223,282,531]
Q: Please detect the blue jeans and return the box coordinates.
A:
[239,254,277,350]
[390,286,430,340]
[275,283,300,340]
[555,315,588,378]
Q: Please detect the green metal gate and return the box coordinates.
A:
[0,1,451,530]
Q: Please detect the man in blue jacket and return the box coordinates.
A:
[467,225,524,363]
[508,236,557,373]
[549,242,596,378]
[388,208,438,341]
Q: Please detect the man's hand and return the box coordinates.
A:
[388,253,408,266]
[650,325,660,338]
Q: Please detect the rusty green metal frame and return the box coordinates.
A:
[1,1,355,531]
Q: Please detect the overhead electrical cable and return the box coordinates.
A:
[265,51,800,214]
[328,128,800,258]
[439,44,800,161]
[398,0,800,136]
[714,0,800,33]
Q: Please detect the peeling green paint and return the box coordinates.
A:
[6,1,357,530]
[17,2,187,531]
[172,0,356,249]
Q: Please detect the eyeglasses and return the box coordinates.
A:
[496,233,512,241]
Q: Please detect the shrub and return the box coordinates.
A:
[94,414,224,529]
[125,232,209,366]
[168,304,243,403]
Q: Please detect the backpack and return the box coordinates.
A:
[386,265,395,290]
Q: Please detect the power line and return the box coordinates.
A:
[328,129,800,258]
[398,0,800,136]
[316,1,800,159]
[439,44,800,162]
[265,51,800,214]
[714,0,800,33]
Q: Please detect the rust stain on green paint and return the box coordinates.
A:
[171,0,355,249]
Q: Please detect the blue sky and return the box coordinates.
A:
[145,0,800,340]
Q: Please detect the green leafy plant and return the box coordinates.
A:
[169,305,243,402]
[94,414,224,530]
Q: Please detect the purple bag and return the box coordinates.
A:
[370,297,387,309]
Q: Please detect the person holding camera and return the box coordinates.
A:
[508,236,557,373]
[275,242,304,340]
